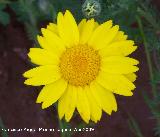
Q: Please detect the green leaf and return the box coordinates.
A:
[0,117,8,137]
[0,11,10,26]
[0,4,6,10]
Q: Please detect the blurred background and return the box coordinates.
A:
[0,0,160,137]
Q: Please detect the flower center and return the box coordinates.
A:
[59,45,101,86]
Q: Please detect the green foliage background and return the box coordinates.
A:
[1,0,160,137]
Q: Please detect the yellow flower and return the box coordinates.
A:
[23,10,139,123]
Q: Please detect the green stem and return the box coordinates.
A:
[138,6,160,31]
[56,103,72,137]
[136,16,160,135]
[0,117,8,137]
[136,15,157,98]
[128,113,144,137]
[58,119,66,137]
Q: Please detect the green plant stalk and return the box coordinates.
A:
[0,117,8,137]
[56,104,72,137]
[136,15,157,98]
[138,6,160,31]
[55,103,66,137]
[137,15,160,132]
[128,113,144,137]
[58,119,66,137]
[58,118,73,137]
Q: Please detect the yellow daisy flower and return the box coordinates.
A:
[23,10,139,123]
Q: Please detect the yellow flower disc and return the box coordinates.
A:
[59,45,101,86]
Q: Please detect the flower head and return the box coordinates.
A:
[23,10,139,123]
[82,0,101,18]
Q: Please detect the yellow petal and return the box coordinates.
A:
[58,86,68,120]
[97,71,135,96]
[77,87,90,123]
[37,36,65,58]
[85,86,102,123]
[102,25,119,46]
[113,31,128,41]
[79,19,95,44]
[101,56,139,74]
[57,10,79,47]
[37,35,45,49]
[57,12,71,47]
[65,86,77,122]
[41,28,66,53]
[94,21,99,29]
[47,23,58,35]
[90,81,117,115]
[58,85,77,122]
[99,40,137,57]
[78,19,86,33]
[23,65,61,86]
[28,48,59,65]
[125,73,137,82]
[36,79,67,109]
[88,20,113,49]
